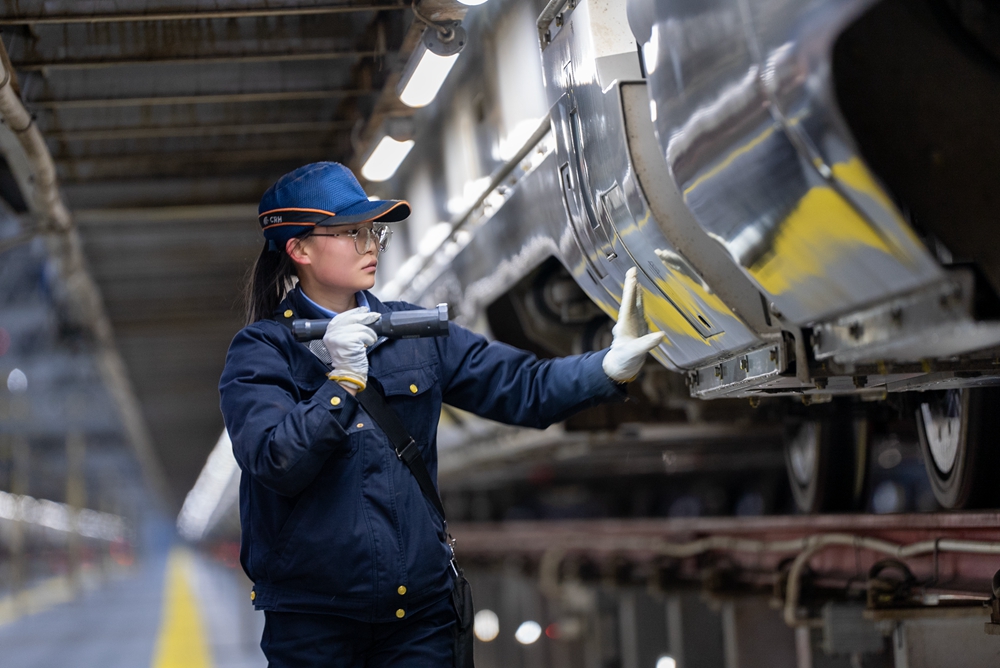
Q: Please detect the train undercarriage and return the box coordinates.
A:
[383,0,1000,512]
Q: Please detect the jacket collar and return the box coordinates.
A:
[277,287,389,321]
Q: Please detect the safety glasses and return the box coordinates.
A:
[310,224,393,255]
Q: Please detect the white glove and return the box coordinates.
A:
[602,268,665,382]
[323,307,380,391]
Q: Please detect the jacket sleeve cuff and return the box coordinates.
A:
[312,379,360,429]
[586,349,629,400]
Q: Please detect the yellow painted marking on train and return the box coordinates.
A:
[641,285,703,345]
[830,158,923,256]
[748,183,893,296]
[616,205,734,344]
[831,158,896,218]
[151,548,212,668]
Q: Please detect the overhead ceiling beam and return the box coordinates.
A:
[0,3,407,25]
[16,49,389,72]
[74,204,259,225]
[29,88,374,110]
[56,146,346,166]
[54,147,349,181]
[47,121,354,142]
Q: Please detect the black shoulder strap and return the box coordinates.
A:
[356,383,448,523]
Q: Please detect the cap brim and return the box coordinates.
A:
[317,199,410,226]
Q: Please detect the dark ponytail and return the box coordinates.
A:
[243,243,298,324]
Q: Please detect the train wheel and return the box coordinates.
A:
[915,388,1000,509]
[785,414,869,513]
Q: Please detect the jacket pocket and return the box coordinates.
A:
[377,366,437,398]
[292,370,325,398]
[266,450,371,597]
[269,490,311,567]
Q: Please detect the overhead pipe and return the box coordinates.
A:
[527,531,1000,628]
[0,61,70,232]
[0,43,173,509]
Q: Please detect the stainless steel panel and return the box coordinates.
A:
[621,82,776,335]
[630,0,944,325]
[686,340,789,400]
[406,146,589,327]
[811,272,1000,365]
[541,0,763,370]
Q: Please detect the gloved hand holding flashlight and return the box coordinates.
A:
[323,307,380,393]
[602,268,666,383]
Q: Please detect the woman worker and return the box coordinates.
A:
[219,161,664,667]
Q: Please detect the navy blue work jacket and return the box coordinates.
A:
[219,288,625,622]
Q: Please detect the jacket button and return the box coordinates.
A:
[409,384,418,394]
[284,309,293,318]
[397,585,407,595]
[250,590,256,601]
[330,397,341,407]
[396,609,405,619]
[356,423,364,428]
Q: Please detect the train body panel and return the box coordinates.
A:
[403,140,569,329]
[628,0,943,326]
[541,0,769,370]
[390,0,1000,400]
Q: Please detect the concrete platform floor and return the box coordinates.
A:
[0,548,265,668]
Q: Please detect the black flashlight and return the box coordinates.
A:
[292,304,450,341]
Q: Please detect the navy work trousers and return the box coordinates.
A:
[260,593,455,667]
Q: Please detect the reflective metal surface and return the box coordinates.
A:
[403,140,569,328]
[629,0,943,325]
[621,82,775,336]
[686,340,789,399]
[400,0,1000,399]
[811,271,1000,364]
[540,0,764,370]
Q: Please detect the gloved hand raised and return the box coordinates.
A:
[323,307,380,392]
[602,268,665,383]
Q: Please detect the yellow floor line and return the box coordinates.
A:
[151,548,213,668]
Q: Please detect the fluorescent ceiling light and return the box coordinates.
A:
[361,136,415,182]
[399,44,459,108]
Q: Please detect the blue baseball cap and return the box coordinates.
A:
[258,162,410,245]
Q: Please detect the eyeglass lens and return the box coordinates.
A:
[354,226,392,255]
